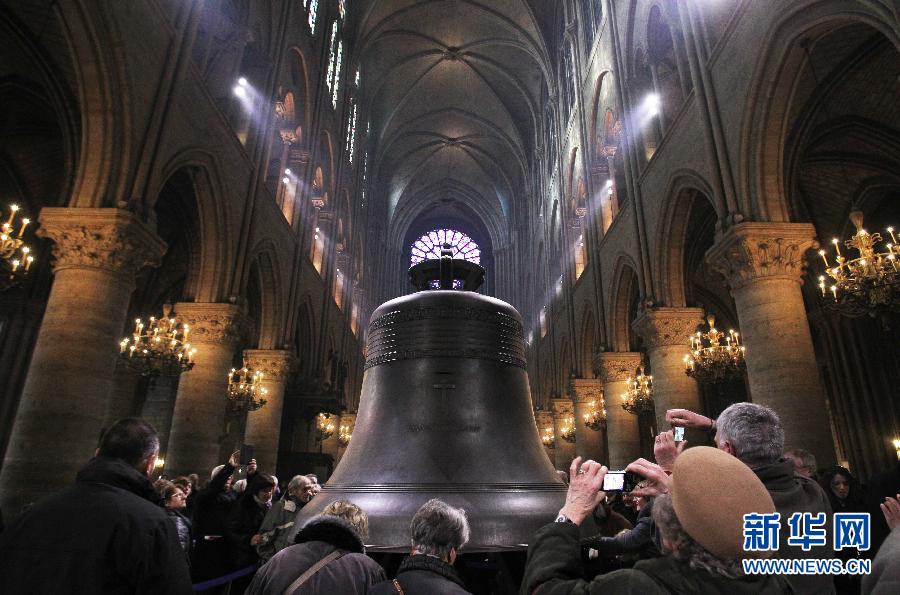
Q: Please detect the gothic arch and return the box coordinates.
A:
[294,297,317,381]
[739,1,900,222]
[246,241,286,350]
[286,47,312,146]
[608,254,640,352]
[151,151,234,302]
[579,304,597,377]
[655,170,720,307]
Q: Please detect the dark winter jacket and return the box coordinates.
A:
[166,508,193,556]
[246,515,385,594]
[521,521,792,595]
[193,462,237,539]
[225,490,270,568]
[371,553,472,595]
[754,458,835,595]
[582,498,660,559]
[0,456,192,594]
[191,463,239,580]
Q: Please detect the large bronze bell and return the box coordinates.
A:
[294,248,566,551]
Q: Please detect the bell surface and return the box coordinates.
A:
[294,263,565,551]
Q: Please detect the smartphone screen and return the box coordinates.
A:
[239,443,255,465]
[673,426,685,442]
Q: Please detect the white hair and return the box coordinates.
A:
[716,402,785,467]
[410,499,470,560]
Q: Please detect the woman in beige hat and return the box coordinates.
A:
[521,447,793,594]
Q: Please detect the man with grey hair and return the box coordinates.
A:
[666,403,834,595]
[256,474,316,561]
[371,498,472,594]
[784,448,817,479]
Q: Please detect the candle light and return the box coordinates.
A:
[832,238,841,256]
[6,205,18,226]
[819,250,829,267]
[18,218,29,237]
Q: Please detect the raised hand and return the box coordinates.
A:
[882,494,900,530]
[666,408,713,430]
[559,456,608,526]
[625,458,670,498]
[654,430,686,473]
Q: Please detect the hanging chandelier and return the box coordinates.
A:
[338,422,352,447]
[559,416,576,443]
[817,210,899,317]
[226,366,268,414]
[315,412,336,442]
[683,314,746,384]
[540,426,555,448]
[582,399,607,431]
[621,365,654,415]
[119,306,196,377]
[1,204,35,289]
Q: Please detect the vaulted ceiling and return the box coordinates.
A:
[355,0,554,251]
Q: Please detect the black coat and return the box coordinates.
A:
[371,554,472,595]
[582,499,660,559]
[521,521,791,595]
[246,515,385,594]
[191,462,237,580]
[225,491,270,568]
[0,456,192,594]
[166,508,193,556]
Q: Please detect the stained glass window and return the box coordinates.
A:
[331,41,343,108]
[307,0,319,34]
[345,100,358,163]
[410,229,480,266]
[326,22,343,109]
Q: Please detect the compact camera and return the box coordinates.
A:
[602,470,640,492]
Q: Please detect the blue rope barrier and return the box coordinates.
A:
[192,564,258,591]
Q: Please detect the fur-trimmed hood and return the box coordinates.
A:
[293,514,365,553]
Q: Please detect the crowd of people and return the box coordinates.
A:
[0,404,898,594]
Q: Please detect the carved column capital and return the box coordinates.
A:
[596,352,643,383]
[550,398,574,418]
[632,307,705,349]
[38,208,166,282]
[174,302,247,345]
[706,222,818,291]
[243,349,296,381]
[570,378,604,403]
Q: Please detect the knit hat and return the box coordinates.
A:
[671,446,775,560]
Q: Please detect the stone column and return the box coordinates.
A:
[534,410,555,464]
[597,352,643,468]
[105,365,142,426]
[706,222,834,466]
[571,378,606,462]
[0,208,165,514]
[632,307,705,437]
[243,349,294,474]
[550,398,576,470]
[165,303,244,476]
[336,412,356,466]
[140,375,179,457]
